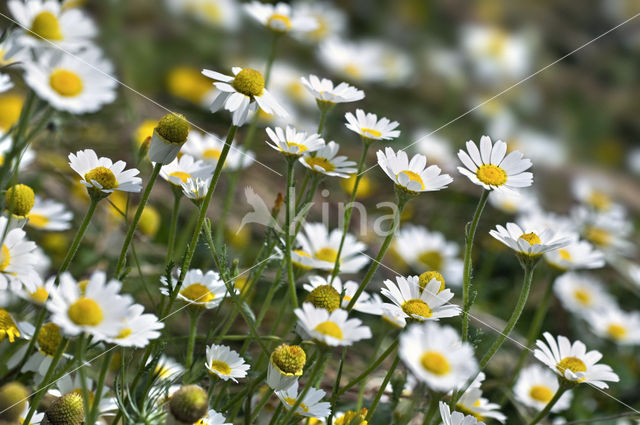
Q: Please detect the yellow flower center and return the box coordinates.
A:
[231,68,265,97]
[486,29,508,57]
[67,298,104,326]
[305,157,335,172]
[5,184,35,216]
[266,14,292,31]
[284,398,309,412]
[314,247,339,263]
[529,385,553,403]
[202,148,222,160]
[49,69,83,97]
[556,356,587,375]
[420,351,450,375]
[344,64,362,79]
[360,127,382,139]
[396,170,425,190]
[37,323,62,356]
[0,244,11,271]
[0,308,20,343]
[305,285,341,312]
[180,283,215,303]
[607,323,627,340]
[209,360,231,375]
[418,250,443,271]
[169,171,192,183]
[588,191,611,211]
[573,288,592,306]
[156,113,190,145]
[585,227,611,247]
[71,388,95,406]
[313,321,343,340]
[271,344,306,374]
[519,232,541,245]
[30,11,63,40]
[30,287,50,304]
[85,166,118,190]
[0,94,25,131]
[28,214,50,228]
[418,271,445,292]
[285,142,308,155]
[558,249,572,261]
[401,299,432,319]
[116,328,132,339]
[476,164,507,186]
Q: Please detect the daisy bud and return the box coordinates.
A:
[169,385,208,424]
[418,271,445,292]
[0,382,29,422]
[231,68,264,97]
[149,113,190,164]
[42,392,84,425]
[5,184,35,217]
[305,285,340,312]
[268,344,306,391]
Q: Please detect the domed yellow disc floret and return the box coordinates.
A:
[49,70,83,97]
[0,381,29,422]
[420,351,450,375]
[313,321,343,340]
[529,385,554,403]
[0,308,20,343]
[305,285,341,312]
[305,157,335,172]
[232,68,265,97]
[38,322,62,356]
[156,113,190,145]
[209,360,231,375]
[314,247,340,263]
[0,244,11,272]
[271,344,306,375]
[169,385,208,424]
[31,11,63,40]
[519,232,541,245]
[180,283,215,304]
[476,164,507,186]
[607,323,627,340]
[44,392,84,425]
[419,271,445,292]
[5,183,35,217]
[67,297,104,326]
[556,356,587,375]
[85,166,118,190]
[401,299,432,319]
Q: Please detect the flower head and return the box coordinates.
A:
[489,222,572,259]
[148,113,190,164]
[104,304,163,348]
[161,269,233,309]
[244,1,318,34]
[301,75,364,104]
[585,307,640,346]
[295,302,372,346]
[345,109,400,142]
[5,184,35,217]
[267,344,306,390]
[68,149,142,199]
[266,126,325,157]
[439,401,485,425]
[27,196,73,231]
[0,216,42,292]
[169,385,208,424]
[544,239,604,271]
[553,272,616,317]
[299,141,357,178]
[275,381,331,418]
[303,275,383,315]
[514,364,573,412]
[205,344,250,382]
[377,147,453,194]
[159,154,214,187]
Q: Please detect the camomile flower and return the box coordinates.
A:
[457,136,533,192]
[165,0,239,31]
[181,131,255,171]
[17,275,55,306]
[0,74,13,93]
[48,373,117,416]
[439,401,485,425]
[381,275,460,323]
[585,307,640,346]
[572,177,624,215]
[8,0,96,52]
[300,75,365,104]
[160,269,232,309]
[47,271,132,340]
[202,66,288,126]
[456,386,506,423]
[489,222,572,258]
[400,322,477,392]
[159,154,214,187]
[377,147,453,194]
[553,272,616,317]
[293,2,346,43]
[153,356,184,380]
[275,381,331,418]
[571,206,634,255]
[24,47,117,114]
[197,410,231,425]
[318,38,385,83]
[266,126,325,157]
[104,304,164,348]
[534,332,619,388]
[488,188,540,215]
[244,2,318,34]
[393,225,463,286]
[180,177,211,201]
[345,109,400,142]
[302,275,383,315]
[0,216,42,292]
[68,149,142,198]
[18,402,45,425]
[299,141,357,178]
[294,222,369,274]
[514,364,573,412]
[294,302,372,346]
[27,196,73,231]
[544,239,605,271]
[205,344,250,382]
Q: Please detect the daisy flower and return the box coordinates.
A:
[159,154,214,187]
[23,47,117,114]
[393,225,463,286]
[456,386,506,423]
[489,222,572,258]
[267,343,306,391]
[161,269,232,309]
[534,332,619,388]
[205,344,250,382]
[275,381,331,418]
[439,402,485,425]
[300,75,365,104]
[68,149,142,198]
[457,136,533,192]
[294,302,372,346]
[165,0,239,31]
[202,66,288,126]
[345,109,400,142]
[27,196,73,231]
[6,322,72,379]
[8,0,96,52]
[48,373,117,416]
[572,206,634,254]
[294,222,369,274]
[377,147,453,194]
[380,275,460,322]
[266,126,325,157]
[18,402,45,425]
[0,74,13,93]
[180,177,211,201]
[18,275,55,306]
[104,304,163,348]
[399,322,478,392]
[585,307,640,346]
[153,356,184,380]
[197,410,232,425]
[299,141,357,178]
[302,275,383,315]
[553,273,616,317]
[244,2,318,34]
[0,308,21,343]
[572,177,624,215]
[0,216,42,292]
[514,364,573,412]
[181,131,255,171]
[318,38,385,83]
[293,2,346,43]
[544,239,605,271]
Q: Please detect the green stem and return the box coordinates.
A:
[421,393,441,425]
[264,32,281,86]
[184,310,201,373]
[461,189,490,342]
[284,159,298,308]
[337,340,398,397]
[86,350,114,425]
[58,197,99,276]
[279,351,328,424]
[366,355,400,421]
[527,383,571,425]
[166,191,182,265]
[327,348,348,425]
[115,162,162,276]
[317,105,329,135]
